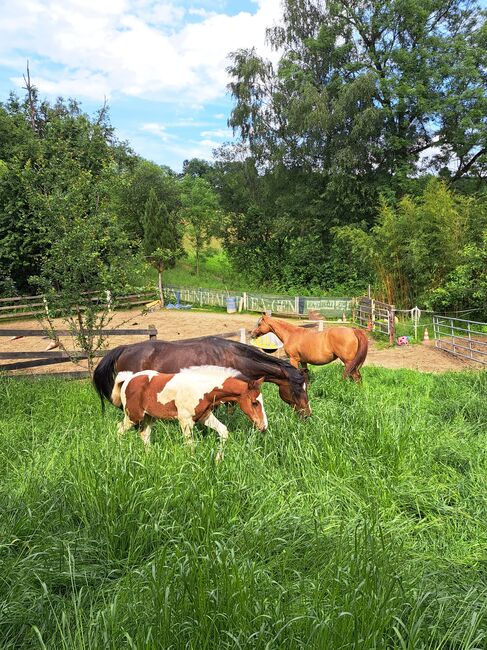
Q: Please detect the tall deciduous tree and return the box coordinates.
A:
[142,188,181,306]
[179,175,222,276]
[228,0,486,183]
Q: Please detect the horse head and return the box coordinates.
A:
[234,377,268,431]
[278,368,311,418]
[250,313,272,338]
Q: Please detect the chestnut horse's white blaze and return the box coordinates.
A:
[113,366,267,460]
[256,394,268,430]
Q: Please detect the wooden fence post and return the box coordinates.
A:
[389,305,395,345]
[240,328,247,344]
[371,298,376,331]
[294,296,299,315]
[318,320,324,332]
[148,324,157,340]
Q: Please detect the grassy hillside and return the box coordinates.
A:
[1,366,486,648]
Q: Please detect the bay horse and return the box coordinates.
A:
[250,314,368,382]
[93,336,311,417]
[112,367,267,461]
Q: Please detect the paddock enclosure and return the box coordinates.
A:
[0,308,480,378]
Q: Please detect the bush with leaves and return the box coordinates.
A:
[31,211,132,375]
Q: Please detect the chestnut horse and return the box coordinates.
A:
[251,314,368,382]
[93,336,311,417]
[113,367,267,461]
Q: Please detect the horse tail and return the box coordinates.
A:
[111,371,134,408]
[92,345,126,412]
[348,329,369,379]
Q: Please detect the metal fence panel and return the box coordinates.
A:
[433,315,487,365]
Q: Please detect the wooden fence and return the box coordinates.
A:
[355,296,395,343]
[0,290,157,321]
[0,326,158,378]
[0,321,328,379]
[432,315,487,366]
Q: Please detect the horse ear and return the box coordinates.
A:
[248,377,265,390]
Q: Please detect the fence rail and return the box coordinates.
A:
[0,286,352,320]
[0,290,157,321]
[0,326,157,375]
[164,286,352,318]
[432,315,487,365]
[0,321,327,378]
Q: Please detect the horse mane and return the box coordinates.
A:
[200,337,306,393]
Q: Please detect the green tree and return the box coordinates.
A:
[0,85,133,294]
[179,175,222,276]
[31,211,132,375]
[116,160,180,243]
[229,0,486,182]
[222,0,486,290]
[334,179,484,306]
[142,188,182,306]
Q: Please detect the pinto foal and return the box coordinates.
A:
[112,366,267,460]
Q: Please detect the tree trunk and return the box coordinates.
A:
[158,266,164,308]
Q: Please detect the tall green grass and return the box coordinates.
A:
[1,367,486,648]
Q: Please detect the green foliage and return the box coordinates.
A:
[0,90,132,295]
[179,175,222,275]
[334,179,487,308]
[30,208,132,373]
[116,159,181,243]
[1,368,487,647]
[220,0,487,299]
[142,188,182,306]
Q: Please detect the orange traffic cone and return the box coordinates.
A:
[423,327,430,344]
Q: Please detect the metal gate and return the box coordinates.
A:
[432,315,487,365]
[355,297,395,344]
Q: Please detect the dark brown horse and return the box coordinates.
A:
[251,314,368,382]
[93,336,311,416]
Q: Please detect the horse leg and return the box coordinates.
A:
[179,418,196,451]
[139,416,153,447]
[117,412,134,435]
[202,412,229,462]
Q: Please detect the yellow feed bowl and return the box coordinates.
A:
[251,333,283,351]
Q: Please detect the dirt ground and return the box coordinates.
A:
[0,307,480,375]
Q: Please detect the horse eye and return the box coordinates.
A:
[252,400,259,407]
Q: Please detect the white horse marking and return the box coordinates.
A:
[256,394,268,430]
[156,366,241,418]
[202,412,229,462]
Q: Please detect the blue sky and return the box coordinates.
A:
[1,0,485,172]
[0,0,281,171]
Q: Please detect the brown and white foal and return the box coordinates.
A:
[112,366,268,460]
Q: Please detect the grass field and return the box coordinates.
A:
[1,366,486,649]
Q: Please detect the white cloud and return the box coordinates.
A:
[200,128,231,138]
[0,0,283,104]
[140,122,172,141]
